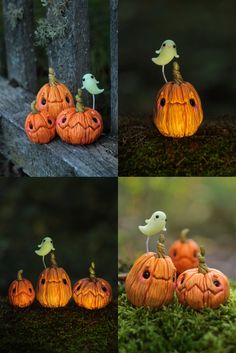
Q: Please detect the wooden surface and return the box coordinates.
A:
[0,76,118,177]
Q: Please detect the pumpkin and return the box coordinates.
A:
[35,67,74,120]
[73,262,112,310]
[56,89,103,145]
[25,100,56,144]
[169,228,200,274]
[125,234,176,307]
[176,247,230,310]
[8,270,35,308]
[36,252,72,308]
[154,61,203,137]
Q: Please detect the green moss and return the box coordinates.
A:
[0,298,117,353]
[119,116,236,176]
[119,281,236,353]
[6,3,24,29]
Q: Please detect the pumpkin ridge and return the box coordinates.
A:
[142,257,160,305]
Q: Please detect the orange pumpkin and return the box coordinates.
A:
[56,89,103,145]
[154,61,203,137]
[169,228,200,274]
[125,235,176,307]
[35,67,74,120]
[176,247,230,310]
[36,252,72,308]
[25,101,56,144]
[73,262,112,310]
[8,270,35,308]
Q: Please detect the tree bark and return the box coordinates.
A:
[110,0,118,135]
[47,0,90,103]
[2,0,37,92]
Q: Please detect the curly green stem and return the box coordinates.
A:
[173,61,184,84]
[48,67,58,86]
[75,89,85,112]
[157,234,166,258]
[89,262,96,280]
[31,100,38,114]
[17,269,23,281]
[198,246,209,274]
[50,252,58,268]
[180,228,190,242]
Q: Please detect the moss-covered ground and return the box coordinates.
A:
[0,298,117,353]
[118,281,236,353]
[119,116,236,176]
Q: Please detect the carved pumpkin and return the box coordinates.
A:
[154,61,203,137]
[56,89,103,145]
[35,68,74,120]
[176,247,230,310]
[25,101,56,144]
[8,270,35,308]
[36,252,72,308]
[169,228,200,274]
[73,262,112,310]
[125,235,176,307]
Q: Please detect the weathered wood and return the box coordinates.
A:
[110,0,118,135]
[46,0,90,102]
[2,0,37,92]
[0,76,118,177]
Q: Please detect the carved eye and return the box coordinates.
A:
[189,98,196,107]
[92,117,98,123]
[48,119,52,125]
[143,270,150,279]
[160,98,165,107]
[41,278,45,285]
[173,45,176,48]
[42,98,46,105]
[180,275,185,284]
[63,279,67,285]
[213,280,220,287]
[193,250,198,258]
[12,287,16,294]
[102,286,107,292]
[173,250,177,257]
[76,285,81,291]
[29,123,33,130]
[62,117,67,123]
[65,96,70,103]
[29,287,32,293]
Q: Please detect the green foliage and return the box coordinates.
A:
[0,298,117,353]
[6,3,24,29]
[119,282,236,353]
[119,116,236,176]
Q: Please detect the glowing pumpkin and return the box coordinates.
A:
[154,61,203,137]
[125,235,176,307]
[8,270,35,308]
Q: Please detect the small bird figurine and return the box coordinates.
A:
[152,39,179,83]
[139,211,167,252]
[35,237,55,268]
[81,73,104,109]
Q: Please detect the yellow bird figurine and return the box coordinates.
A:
[35,236,55,268]
[139,211,167,252]
[152,39,179,83]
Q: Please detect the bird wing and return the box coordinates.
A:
[38,243,42,248]
[35,249,43,256]
[155,49,161,54]
[145,219,149,224]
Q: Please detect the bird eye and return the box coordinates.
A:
[82,78,85,81]
[173,45,176,48]
[156,215,159,219]
[43,239,46,242]
[165,218,167,222]
[163,43,166,47]
[50,240,52,243]
[91,75,94,78]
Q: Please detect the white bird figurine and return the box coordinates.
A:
[152,39,179,83]
[139,211,167,252]
[35,237,55,268]
[81,73,104,110]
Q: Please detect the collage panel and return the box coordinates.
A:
[118,177,236,352]
[0,178,118,353]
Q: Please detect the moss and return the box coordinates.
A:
[119,281,236,353]
[6,3,24,29]
[119,116,236,176]
[0,298,117,353]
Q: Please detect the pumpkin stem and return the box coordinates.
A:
[89,261,96,280]
[50,252,58,268]
[180,228,190,242]
[156,234,166,258]
[173,61,184,84]
[75,89,85,113]
[17,269,23,281]
[31,100,39,114]
[48,67,58,86]
[198,246,209,274]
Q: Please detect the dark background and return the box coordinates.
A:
[119,0,236,118]
[119,177,236,279]
[0,178,117,295]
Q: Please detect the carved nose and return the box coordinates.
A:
[57,116,67,126]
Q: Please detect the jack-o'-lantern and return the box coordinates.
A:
[35,68,74,119]
[56,89,103,145]
[176,247,230,310]
[154,61,203,137]
[169,228,200,274]
[125,235,176,307]
[73,262,112,310]
[8,270,35,308]
[36,252,72,308]
[25,101,56,144]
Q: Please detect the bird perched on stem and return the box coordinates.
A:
[35,237,55,268]
[139,211,167,252]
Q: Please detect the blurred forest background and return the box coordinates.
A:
[119,0,236,118]
[119,177,236,279]
[0,178,117,295]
